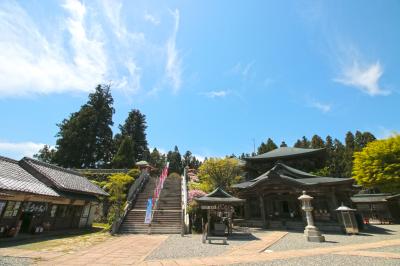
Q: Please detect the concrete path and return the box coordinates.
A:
[35,234,168,266]
[1,232,399,265]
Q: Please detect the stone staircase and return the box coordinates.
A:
[150,177,182,234]
[119,176,156,234]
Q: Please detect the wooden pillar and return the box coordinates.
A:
[259,194,267,228]
[244,200,250,219]
[330,189,340,222]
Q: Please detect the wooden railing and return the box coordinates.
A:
[111,170,150,234]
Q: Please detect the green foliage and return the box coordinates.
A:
[149,148,166,175]
[103,173,134,224]
[353,135,400,193]
[257,138,277,155]
[54,84,115,168]
[116,109,149,163]
[127,168,141,179]
[167,145,182,174]
[197,157,242,192]
[33,145,56,163]
[112,136,135,168]
[182,150,202,169]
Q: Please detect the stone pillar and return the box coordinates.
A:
[259,195,267,228]
[298,191,325,243]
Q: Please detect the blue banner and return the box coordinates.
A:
[144,197,152,224]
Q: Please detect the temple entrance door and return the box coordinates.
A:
[20,212,33,233]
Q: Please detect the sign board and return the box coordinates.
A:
[144,198,153,224]
[201,205,217,210]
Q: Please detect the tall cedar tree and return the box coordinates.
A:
[112,136,136,168]
[54,85,114,168]
[116,109,149,165]
[182,151,202,169]
[149,148,166,175]
[167,146,182,174]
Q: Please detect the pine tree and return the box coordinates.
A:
[311,135,325,148]
[54,84,114,168]
[280,141,288,147]
[257,138,278,154]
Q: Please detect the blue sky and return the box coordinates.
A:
[0,0,399,160]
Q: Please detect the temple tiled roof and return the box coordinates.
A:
[21,157,108,196]
[195,187,245,205]
[233,162,353,189]
[351,193,400,203]
[244,147,325,161]
[0,156,59,197]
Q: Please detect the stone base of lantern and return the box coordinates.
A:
[304,226,325,242]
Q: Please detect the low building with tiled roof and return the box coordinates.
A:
[0,156,108,237]
[232,148,359,232]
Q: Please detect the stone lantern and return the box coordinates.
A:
[336,203,359,234]
[298,191,325,242]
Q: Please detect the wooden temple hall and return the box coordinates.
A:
[0,156,107,237]
[233,147,358,232]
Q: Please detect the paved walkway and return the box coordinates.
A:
[141,238,400,265]
[0,232,399,265]
[222,231,288,256]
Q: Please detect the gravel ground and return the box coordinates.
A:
[146,232,258,260]
[269,224,400,252]
[232,254,400,266]
[0,256,32,266]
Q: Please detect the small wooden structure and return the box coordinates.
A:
[195,187,245,244]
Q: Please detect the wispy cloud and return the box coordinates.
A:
[309,100,332,113]
[0,0,106,97]
[144,11,160,25]
[165,9,182,93]
[202,90,230,98]
[0,141,46,159]
[377,126,398,139]
[334,60,389,96]
[0,0,181,98]
[230,61,255,79]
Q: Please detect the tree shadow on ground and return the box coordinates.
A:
[0,227,104,248]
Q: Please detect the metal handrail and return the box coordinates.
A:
[181,167,189,236]
[111,170,149,234]
[147,163,169,232]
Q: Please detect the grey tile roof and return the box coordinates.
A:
[351,193,400,203]
[233,162,353,189]
[22,158,108,196]
[244,147,325,161]
[195,187,245,205]
[0,156,59,197]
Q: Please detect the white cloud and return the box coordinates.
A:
[309,100,331,113]
[144,12,160,25]
[202,90,230,98]
[165,9,182,93]
[0,0,106,97]
[0,141,46,159]
[335,60,389,96]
